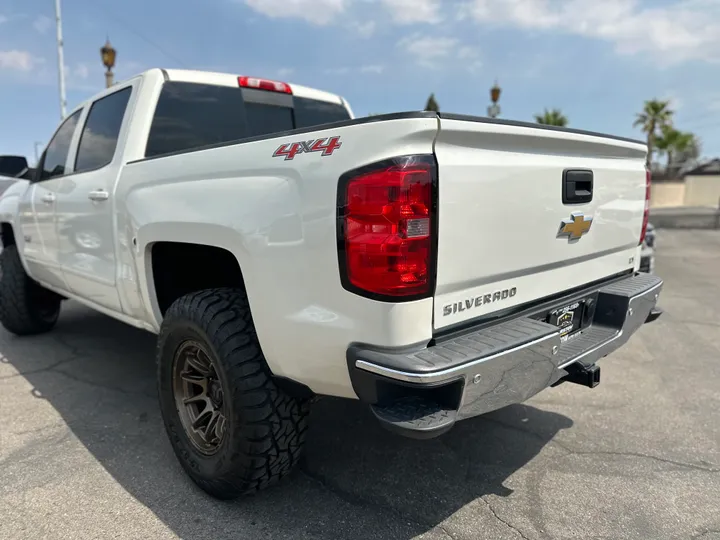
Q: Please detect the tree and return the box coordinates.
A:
[424,93,439,112]
[655,127,699,177]
[534,108,568,126]
[633,99,674,166]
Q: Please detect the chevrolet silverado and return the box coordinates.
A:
[0,68,663,499]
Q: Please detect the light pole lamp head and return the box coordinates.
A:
[490,80,501,104]
[101,39,116,71]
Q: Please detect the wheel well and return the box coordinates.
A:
[1,223,15,247]
[151,242,244,316]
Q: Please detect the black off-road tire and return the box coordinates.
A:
[0,245,61,335]
[157,287,310,499]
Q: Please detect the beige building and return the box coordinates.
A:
[650,159,720,208]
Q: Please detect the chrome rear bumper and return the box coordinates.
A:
[347,273,663,439]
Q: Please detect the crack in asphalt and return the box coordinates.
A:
[676,319,720,328]
[479,496,532,540]
[693,529,720,539]
[49,368,155,399]
[558,448,720,473]
[0,352,83,380]
[0,334,89,380]
[480,416,720,473]
[299,467,456,540]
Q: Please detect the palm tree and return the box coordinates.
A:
[656,127,699,177]
[633,99,673,166]
[534,108,568,126]
[424,93,440,112]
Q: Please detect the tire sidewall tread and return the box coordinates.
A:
[156,287,309,500]
[0,245,60,336]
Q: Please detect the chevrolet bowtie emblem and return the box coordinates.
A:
[558,212,593,240]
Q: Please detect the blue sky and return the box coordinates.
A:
[1,0,719,164]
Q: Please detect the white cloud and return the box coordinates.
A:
[324,65,384,74]
[398,34,458,67]
[276,67,295,77]
[325,66,351,75]
[353,20,376,38]
[398,35,482,72]
[457,46,477,59]
[33,15,52,34]
[0,15,8,25]
[240,0,720,65]
[379,0,441,24]
[360,64,385,73]
[74,63,90,79]
[0,50,44,71]
[243,0,441,25]
[463,0,720,64]
[244,0,347,25]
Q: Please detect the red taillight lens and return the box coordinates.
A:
[338,156,436,299]
[640,167,651,245]
[238,76,292,94]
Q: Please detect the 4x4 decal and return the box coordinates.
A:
[273,136,342,161]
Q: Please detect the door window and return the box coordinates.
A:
[74,87,132,173]
[39,111,82,181]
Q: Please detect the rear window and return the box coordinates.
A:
[146,83,248,158]
[244,102,294,137]
[145,81,350,158]
[294,96,350,128]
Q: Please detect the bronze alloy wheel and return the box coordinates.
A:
[172,340,228,455]
[157,288,310,498]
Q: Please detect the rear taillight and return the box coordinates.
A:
[640,167,651,245]
[337,155,436,299]
[238,76,292,94]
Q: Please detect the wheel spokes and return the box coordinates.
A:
[173,340,228,453]
[185,349,212,376]
[203,410,224,444]
[183,393,208,406]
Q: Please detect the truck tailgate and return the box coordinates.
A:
[433,115,648,330]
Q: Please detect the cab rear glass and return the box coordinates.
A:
[145,81,350,158]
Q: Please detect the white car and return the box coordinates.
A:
[0,68,663,499]
[640,223,656,273]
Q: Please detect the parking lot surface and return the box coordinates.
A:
[1,229,719,540]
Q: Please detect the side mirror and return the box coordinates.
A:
[0,155,30,178]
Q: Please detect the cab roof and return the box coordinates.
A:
[162,68,344,105]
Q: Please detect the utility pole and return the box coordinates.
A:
[34,142,44,163]
[54,0,67,119]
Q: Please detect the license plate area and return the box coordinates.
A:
[547,300,585,342]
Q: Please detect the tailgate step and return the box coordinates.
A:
[370,396,457,440]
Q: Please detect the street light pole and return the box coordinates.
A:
[487,80,502,119]
[54,0,67,119]
[100,39,117,88]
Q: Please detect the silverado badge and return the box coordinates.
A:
[558,212,593,240]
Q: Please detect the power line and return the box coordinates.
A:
[83,0,190,68]
[678,110,720,126]
[681,119,720,131]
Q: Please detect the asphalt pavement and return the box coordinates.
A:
[1,230,719,540]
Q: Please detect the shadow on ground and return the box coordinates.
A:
[1,303,573,539]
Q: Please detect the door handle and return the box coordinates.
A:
[88,189,109,202]
[41,193,56,204]
[562,169,594,204]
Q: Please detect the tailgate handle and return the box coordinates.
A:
[562,169,593,204]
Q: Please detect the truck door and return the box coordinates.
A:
[17,110,83,292]
[54,84,134,313]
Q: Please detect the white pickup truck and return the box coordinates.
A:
[0,68,663,499]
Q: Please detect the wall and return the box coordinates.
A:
[684,175,720,208]
[650,182,685,208]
